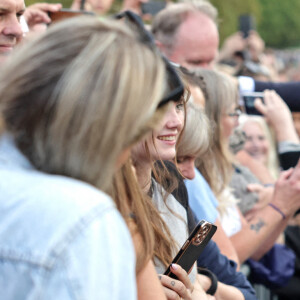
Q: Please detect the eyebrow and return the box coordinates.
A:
[0,7,26,14]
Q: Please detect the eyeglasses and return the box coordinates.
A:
[227,109,242,118]
[114,11,185,108]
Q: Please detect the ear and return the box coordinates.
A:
[155,39,167,55]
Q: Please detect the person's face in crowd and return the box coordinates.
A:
[132,101,184,162]
[221,104,240,139]
[242,120,269,165]
[177,156,196,179]
[87,0,114,15]
[0,0,24,65]
[167,12,219,70]
[292,112,300,138]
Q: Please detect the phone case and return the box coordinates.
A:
[164,220,217,279]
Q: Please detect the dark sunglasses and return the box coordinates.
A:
[114,11,185,108]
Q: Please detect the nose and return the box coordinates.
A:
[200,61,214,70]
[234,117,239,128]
[180,159,196,180]
[252,138,261,148]
[165,104,183,131]
[2,16,23,40]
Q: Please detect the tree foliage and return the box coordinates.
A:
[24,0,300,48]
[210,0,261,45]
[258,0,300,48]
[211,0,300,49]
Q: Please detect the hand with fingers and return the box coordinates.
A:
[218,32,246,61]
[193,275,216,300]
[244,183,274,221]
[254,90,299,143]
[159,264,193,300]
[24,3,62,27]
[271,159,300,218]
[246,31,265,61]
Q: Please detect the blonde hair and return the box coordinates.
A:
[176,101,211,159]
[191,69,239,215]
[239,115,279,180]
[0,17,167,193]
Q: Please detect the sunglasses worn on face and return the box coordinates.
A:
[114,11,185,108]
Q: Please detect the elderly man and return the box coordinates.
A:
[0,0,61,65]
[152,1,219,69]
[152,1,300,113]
[0,0,24,64]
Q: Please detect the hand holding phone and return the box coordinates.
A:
[239,14,255,39]
[164,220,217,279]
[242,92,264,115]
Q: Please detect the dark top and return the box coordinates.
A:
[279,151,300,170]
[162,161,257,300]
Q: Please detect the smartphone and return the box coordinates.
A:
[243,92,264,115]
[49,9,95,24]
[164,220,217,279]
[239,14,255,39]
[141,1,166,16]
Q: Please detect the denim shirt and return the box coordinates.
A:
[0,135,137,300]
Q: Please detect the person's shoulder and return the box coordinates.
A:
[0,166,117,253]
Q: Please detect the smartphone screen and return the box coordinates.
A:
[164,220,217,279]
[243,92,264,115]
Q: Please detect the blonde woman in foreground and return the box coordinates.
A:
[0,16,175,299]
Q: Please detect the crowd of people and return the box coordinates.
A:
[1,0,300,299]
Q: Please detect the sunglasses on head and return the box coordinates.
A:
[114,11,185,108]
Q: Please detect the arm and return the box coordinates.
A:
[197,240,257,300]
[231,206,284,262]
[244,184,274,221]
[235,150,275,184]
[197,274,244,300]
[212,218,240,269]
[254,90,299,143]
[251,215,289,261]
[129,220,166,300]
[218,32,246,62]
[254,90,300,169]
[230,163,300,263]
[137,260,167,300]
